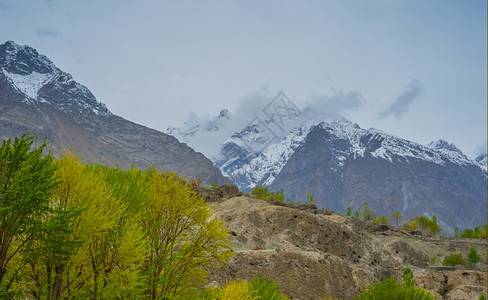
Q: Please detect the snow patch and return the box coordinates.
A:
[3,70,54,99]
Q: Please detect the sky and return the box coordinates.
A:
[0,0,486,158]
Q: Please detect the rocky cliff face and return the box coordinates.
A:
[210,196,487,300]
[0,41,229,184]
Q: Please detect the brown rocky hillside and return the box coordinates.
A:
[209,196,487,300]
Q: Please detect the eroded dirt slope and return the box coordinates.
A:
[210,196,487,300]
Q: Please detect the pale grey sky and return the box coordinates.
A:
[0,0,486,157]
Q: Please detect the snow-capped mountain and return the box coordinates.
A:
[166,109,232,142]
[0,41,230,185]
[475,153,487,172]
[217,109,484,190]
[0,41,110,115]
[185,106,486,234]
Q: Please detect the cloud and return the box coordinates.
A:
[304,90,365,118]
[474,141,487,156]
[36,27,60,39]
[379,79,423,119]
[168,88,365,160]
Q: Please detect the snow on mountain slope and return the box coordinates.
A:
[3,70,53,100]
[475,154,487,172]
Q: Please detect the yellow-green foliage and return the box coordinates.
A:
[20,151,148,299]
[213,280,258,300]
[213,275,289,300]
[402,216,441,235]
[144,171,233,299]
[1,135,235,299]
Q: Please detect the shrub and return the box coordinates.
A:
[430,256,440,264]
[438,287,447,297]
[468,246,481,265]
[442,253,466,268]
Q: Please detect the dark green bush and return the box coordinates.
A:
[442,253,466,268]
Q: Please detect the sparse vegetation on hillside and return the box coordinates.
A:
[459,224,487,239]
[354,268,436,300]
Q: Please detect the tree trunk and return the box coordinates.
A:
[51,265,64,300]
[46,265,52,300]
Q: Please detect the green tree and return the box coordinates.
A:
[442,253,467,268]
[468,246,481,265]
[362,202,374,221]
[431,215,437,224]
[144,171,233,299]
[0,134,58,294]
[454,226,459,238]
[306,192,314,204]
[354,210,359,218]
[275,189,285,203]
[391,212,402,230]
[346,206,352,217]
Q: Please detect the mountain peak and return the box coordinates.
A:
[219,109,231,118]
[0,41,58,75]
[426,139,465,156]
[0,40,111,115]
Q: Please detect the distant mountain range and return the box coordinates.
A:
[0,40,229,185]
[169,105,487,234]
